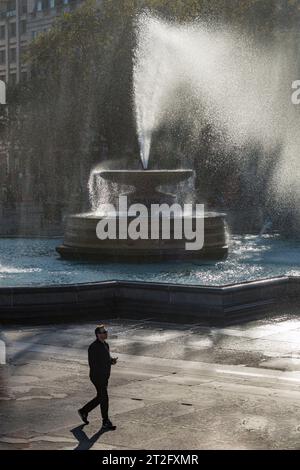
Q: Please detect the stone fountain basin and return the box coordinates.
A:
[57,167,228,261]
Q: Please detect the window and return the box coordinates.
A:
[37,1,43,11]
[63,0,69,4]
[9,22,16,38]
[21,71,27,82]
[21,46,27,59]
[0,25,5,40]
[7,1,16,11]
[32,31,37,39]
[0,75,5,83]
[10,48,16,63]
[21,20,27,35]
[50,0,55,7]
[9,72,16,85]
[0,50,5,65]
[21,0,28,15]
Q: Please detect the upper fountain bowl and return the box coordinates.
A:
[97,169,194,205]
[98,169,193,190]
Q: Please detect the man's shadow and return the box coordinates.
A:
[70,424,109,450]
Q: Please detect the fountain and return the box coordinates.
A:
[2,10,300,324]
[56,13,231,261]
[56,168,228,261]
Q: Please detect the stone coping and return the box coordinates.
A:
[0,276,299,324]
[0,274,293,293]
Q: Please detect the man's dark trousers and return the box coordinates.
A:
[81,377,109,422]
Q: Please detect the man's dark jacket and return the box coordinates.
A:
[88,339,112,382]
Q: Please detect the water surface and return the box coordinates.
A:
[0,235,299,287]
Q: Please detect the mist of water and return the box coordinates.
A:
[88,166,120,213]
[133,12,300,216]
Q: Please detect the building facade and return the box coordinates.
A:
[0,0,85,84]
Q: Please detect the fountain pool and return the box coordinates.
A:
[0,235,299,288]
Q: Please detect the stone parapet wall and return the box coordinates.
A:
[0,276,299,325]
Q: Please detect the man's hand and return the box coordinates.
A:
[111,357,118,365]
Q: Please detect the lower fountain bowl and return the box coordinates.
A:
[56,211,228,261]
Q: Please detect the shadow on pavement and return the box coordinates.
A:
[70,424,113,450]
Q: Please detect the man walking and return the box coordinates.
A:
[78,325,118,430]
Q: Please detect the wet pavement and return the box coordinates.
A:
[1,313,300,449]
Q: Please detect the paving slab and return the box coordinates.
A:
[2,314,300,449]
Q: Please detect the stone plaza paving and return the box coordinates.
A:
[1,313,300,450]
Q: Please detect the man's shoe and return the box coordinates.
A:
[78,409,89,425]
[102,419,116,431]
